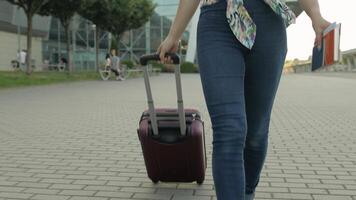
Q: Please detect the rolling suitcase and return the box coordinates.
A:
[137,53,207,184]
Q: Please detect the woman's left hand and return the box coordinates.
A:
[312,16,331,48]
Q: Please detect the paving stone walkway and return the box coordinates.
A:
[0,73,355,200]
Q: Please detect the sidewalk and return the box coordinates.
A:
[0,73,355,200]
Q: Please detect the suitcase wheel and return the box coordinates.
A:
[152,179,159,184]
[197,180,204,185]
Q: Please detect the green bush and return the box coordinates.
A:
[181,61,197,73]
[147,61,175,73]
[146,61,198,73]
[122,60,135,69]
[163,64,175,73]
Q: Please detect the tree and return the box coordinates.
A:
[6,0,48,75]
[39,0,81,73]
[109,0,155,38]
[126,0,155,31]
[108,0,155,63]
[79,0,155,70]
[79,0,113,71]
[110,36,118,52]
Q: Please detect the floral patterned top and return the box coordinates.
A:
[200,0,296,49]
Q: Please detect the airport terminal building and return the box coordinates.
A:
[0,0,180,71]
[0,0,50,71]
[3,0,346,72]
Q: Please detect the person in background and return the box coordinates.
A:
[156,0,331,199]
[13,50,21,70]
[59,57,68,70]
[110,49,123,81]
[19,49,27,70]
[105,53,111,69]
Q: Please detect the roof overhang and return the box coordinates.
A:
[0,21,47,37]
[342,48,356,56]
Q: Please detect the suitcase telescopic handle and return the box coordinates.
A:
[140,52,180,65]
[140,53,186,137]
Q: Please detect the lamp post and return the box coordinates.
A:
[145,20,151,54]
[16,6,21,65]
[57,19,61,64]
[92,24,98,71]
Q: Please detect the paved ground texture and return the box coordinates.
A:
[0,73,355,200]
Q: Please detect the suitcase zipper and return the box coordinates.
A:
[140,112,201,122]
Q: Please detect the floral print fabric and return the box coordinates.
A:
[200,0,296,49]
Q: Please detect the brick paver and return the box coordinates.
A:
[0,73,355,200]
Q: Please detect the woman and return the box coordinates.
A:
[110,49,123,81]
[105,53,111,69]
[157,0,330,199]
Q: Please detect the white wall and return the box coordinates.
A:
[0,31,43,71]
[186,9,199,63]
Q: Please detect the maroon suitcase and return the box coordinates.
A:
[137,53,207,184]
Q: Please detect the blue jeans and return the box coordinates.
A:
[197,0,287,199]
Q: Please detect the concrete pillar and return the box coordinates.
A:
[346,57,352,71]
[58,19,61,62]
[160,16,163,43]
[186,9,200,63]
[72,26,76,70]
[130,30,133,61]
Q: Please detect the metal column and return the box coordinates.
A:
[145,20,151,54]
[57,19,61,62]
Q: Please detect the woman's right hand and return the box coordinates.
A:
[156,36,180,64]
[297,0,331,49]
[312,16,331,49]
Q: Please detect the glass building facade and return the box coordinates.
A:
[0,0,188,71]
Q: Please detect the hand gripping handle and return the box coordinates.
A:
[140,53,180,65]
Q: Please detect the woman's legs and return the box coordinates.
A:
[110,68,120,76]
[198,40,248,200]
[197,1,249,199]
[197,0,287,199]
[243,0,287,196]
[243,46,286,195]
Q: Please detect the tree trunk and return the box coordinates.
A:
[116,34,120,52]
[64,23,72,74]
[26,13,33,75]
[108,32,111,52]
[95,27,99,72]
[116,35,122,61]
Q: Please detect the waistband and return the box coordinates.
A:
[200,0,227,13]
[201,0,275,16]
